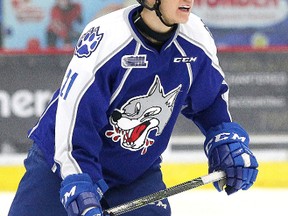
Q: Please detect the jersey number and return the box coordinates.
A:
[60,69,78,100]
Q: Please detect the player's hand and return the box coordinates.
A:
[60,173,108,216]
[204,122,258,195]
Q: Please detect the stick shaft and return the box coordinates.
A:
[104,171,225,216]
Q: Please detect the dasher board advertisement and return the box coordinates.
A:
[192,0,288,47]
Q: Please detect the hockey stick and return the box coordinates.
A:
[103,170,226,216]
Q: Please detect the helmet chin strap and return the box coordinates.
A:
[139,0,177,28]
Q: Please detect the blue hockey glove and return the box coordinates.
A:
[204,122,258,195]
[60,173,108,216]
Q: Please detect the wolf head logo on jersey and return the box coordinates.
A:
[75,26,103,58]
[105,75,182,155]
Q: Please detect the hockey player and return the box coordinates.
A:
[8,0,258,215]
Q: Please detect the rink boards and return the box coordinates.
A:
[1,160,287,192]
[1,133,288,191]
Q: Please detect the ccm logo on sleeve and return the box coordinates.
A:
[174,57,197,63]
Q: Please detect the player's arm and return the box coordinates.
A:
[55,22,111,215]
[184,78,258,195]
[185,71,259,195]
[56,72,109,215]
[182,37,258,195]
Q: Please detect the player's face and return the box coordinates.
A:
[160,0,194,25]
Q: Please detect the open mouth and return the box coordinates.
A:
[126,121,151,143]
[179,5,190,12]
[105,121,151,144]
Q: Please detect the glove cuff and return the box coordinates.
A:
[95,178,109,200]
[60,173,108,208]
[60,173,95,208]
[204,122,249,157]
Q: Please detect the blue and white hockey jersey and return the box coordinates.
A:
[28,5,232,187]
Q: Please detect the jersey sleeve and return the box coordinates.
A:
[187,79,232,135]
[181,29,232,135]
[54,23,111,182]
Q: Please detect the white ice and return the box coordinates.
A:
[1,188,287,216]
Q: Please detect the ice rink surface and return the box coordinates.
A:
[1,188,287,216]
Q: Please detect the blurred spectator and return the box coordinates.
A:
[46,0,82,49]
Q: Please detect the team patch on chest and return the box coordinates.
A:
[105,75,182,155]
